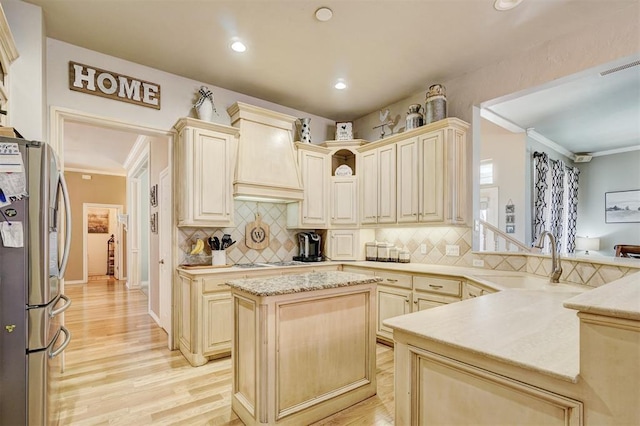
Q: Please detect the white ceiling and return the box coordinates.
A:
[23,0,640,171]
[484,57,640,156]
[63,122,140,175]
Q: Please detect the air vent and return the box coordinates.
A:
[599,60,640,76]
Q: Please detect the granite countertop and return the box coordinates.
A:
[226,271,382,297]
[564,273,640,320]
[384,289,582,383]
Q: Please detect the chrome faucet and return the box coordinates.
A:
[534,231,562,283]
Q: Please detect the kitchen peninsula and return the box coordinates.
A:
[225,271,381,426]
[385,271,640,425]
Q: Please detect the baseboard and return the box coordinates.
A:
[65,280,86,285]
[148,309,161,327]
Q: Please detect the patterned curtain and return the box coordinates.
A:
[532,152,549,244]
[565,166,580,253]
[549,159,566,253]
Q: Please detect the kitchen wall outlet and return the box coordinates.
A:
[420,243,427,254]
[445,245,460,256]
[473,259,485,267]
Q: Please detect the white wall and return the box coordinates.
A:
[46,39,335,140]
[576,151,640,256]
[353,7,640,140]
[480,119,526,244]
[2,0,45,140]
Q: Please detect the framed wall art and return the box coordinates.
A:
[605,189,640,223]
[150,184,158,207]
[335,121,353,141]
[150,212,158,234]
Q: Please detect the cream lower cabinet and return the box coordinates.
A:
[341,266,464,343]
[412,275,462,311]
[202,290,233,356]
[395,345,583,425]
[377,285,412,342]
[174,118,238,227]
[464,280,495,299]
[177,270,235,367]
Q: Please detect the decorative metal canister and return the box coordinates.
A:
[405,103,424,130]
[425,84,447,124]
[298,117,311,143]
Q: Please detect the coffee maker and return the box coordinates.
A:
[293,232,323,262]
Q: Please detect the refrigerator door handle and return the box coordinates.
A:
[49,326,71,359]
[58,173,72,279]
[49,294,71,318]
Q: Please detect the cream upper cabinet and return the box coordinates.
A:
[331,177,357,225]
[360,150,378,224]
[397,137,419,223]
[360,144,396,224]
[287,143,330,229]
[174,118,238,228]
[359,118,469,226]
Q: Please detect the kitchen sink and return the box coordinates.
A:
[477,275,587,292]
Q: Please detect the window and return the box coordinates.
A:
[480,160,493,185]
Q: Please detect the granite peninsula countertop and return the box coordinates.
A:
[384,289,582,383]
[226,271,382,297]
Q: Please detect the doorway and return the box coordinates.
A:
[83,203,123,282]
[50,107,175,350]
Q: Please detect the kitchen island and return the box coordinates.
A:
[226,271,382,426]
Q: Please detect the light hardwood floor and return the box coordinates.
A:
[60,279,395,425]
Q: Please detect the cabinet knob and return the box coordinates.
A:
[159,259,165,264]
[413,300,417,304]
[405,299,410,303]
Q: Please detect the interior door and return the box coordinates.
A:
[159,168,172,342]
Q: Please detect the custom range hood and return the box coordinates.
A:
[227,102,304,202]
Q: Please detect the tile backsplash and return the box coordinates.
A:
[178,201,299,265]
[375,226,474,266]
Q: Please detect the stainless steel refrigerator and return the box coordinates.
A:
[0,137,72,425]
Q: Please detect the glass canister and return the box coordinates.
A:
[376,242,392,262]
[399,249,410,263]
[389,247,399,262]
[425,84,447,124]
[405,103,424,130]
[365,241,378,261]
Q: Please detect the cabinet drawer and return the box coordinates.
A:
[464,281,494,299]
[342,266,375,276]
[202,276,235,292]
[375,270,412,289]
[413,275,461,297]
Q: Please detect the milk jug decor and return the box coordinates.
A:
[425,84,447,124]
[298,117,312,143]
[405,103,424,130]
[194,86,217,122]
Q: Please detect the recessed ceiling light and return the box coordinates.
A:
[494,0,524,11]
[334,81,347,90]
[231,41,247,53]
[315,7,333,22]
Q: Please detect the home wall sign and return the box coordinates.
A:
[68,61,161,110]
